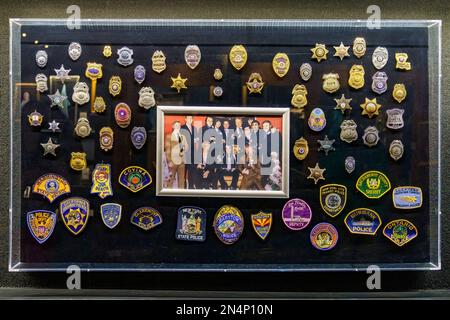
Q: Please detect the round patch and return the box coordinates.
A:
[282,198,312,230]
[213,205,244,245]
[310,222,338,251]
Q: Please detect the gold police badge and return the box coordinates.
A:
[272,52,290,78]
[70,152,87,171]
[348,65,365,89]
[293,137,309,161]
[229,45,247,70]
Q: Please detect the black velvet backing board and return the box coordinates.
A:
[16,22,430,270]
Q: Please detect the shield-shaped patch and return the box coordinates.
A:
[26,210,57,244]
[251,211,272,240]
[60,197,90,235]
[320,184,347,217]
[100,203,122,229]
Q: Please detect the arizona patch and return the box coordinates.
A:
[344,208,382,235]
[91,163,113,199]
[383,219,418,247]
[100,203,122,229]
[32,173,71,203]
[26,210,57,244]
[251,211,272,240]
[393,186,423,209]
[175,206,206,242]
[320,184,347,217]
[130,207,162,231]
[118,166,152,192]
[356,170,391,199]
[60,197,90,235]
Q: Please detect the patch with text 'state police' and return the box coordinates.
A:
[175,206,206,242]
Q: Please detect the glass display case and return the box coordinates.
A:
[9,19,441,272]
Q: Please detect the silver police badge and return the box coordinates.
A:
[35,74,48,93]
[131,127,147,149]
[134,65,146,84]
[72,82,90,105]
[184,45,201,69]
[386,108,405,130]
[317,135,335,156]
[117,47,134,66]
[372,46,388,69]
[300,63,312,81]
[372,71,388,95]
[340,120,358,143]
[345,156,356,174]
[138,87,156,110]
[362,126,380,147]
[389,140,404,161]
[35,50,48,68]
[68,42,82,61]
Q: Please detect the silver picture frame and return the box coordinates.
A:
[156,106,290,198]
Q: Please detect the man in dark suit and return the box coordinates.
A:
[181,115,199,189]
[217,145,240,190]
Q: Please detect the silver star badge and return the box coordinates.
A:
[334,94,352,114]
[40,138,60,156]
[48,120,60,132]
[48,89,67,109]
[54,65,71,83]
[317,135,336,155]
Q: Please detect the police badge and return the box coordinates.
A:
[109,76,122,96]
[389,140,404,161]
[272,52,290,78]
[28,110,43,127]
[386,108,405,130]
[371,71,388,94]
[74,116,92,138]
[60,197,90,235]
[32,173,71,203]
[114,103,131,128]
[340,120,358,143]
[345,156,356,174]
[118,166,152,192]
[310,43,328,62]
[70,152,87,171]
[372,46,388,69]
[322,73,340,93]
[72,82,90,105]
[383,219,418,247]
[293,137,309,161]
[68,42,82,61]
[152,50,167,73]
[184,45,201,69]
[291,84,308,109]
[352,37,366,58]
[229,45,247,70]
[251,211,272,240]
[300,63,312,81]
[131,127,147,149]
[131,207,162,231]
[117,46,134,66]
[26,210,57,244]
[175,206,206,242]
[395,53,411,70]
[91,163,113,199]
[392,83,407,103]
[94,96,106,113]
[246,73,264,94]
[362,126,380,147]
[348,65,365,89]
[35,50,48,68]
[138,87,156,110]
[35,74,48,93]
[213,205,244,245]
[134,65,146,84]
[100,203,122,229]
[99,127,114,151]
[319,184,347,218]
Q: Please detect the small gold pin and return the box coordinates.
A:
[246,73,264,94]
[392,83,407,103]
[395,53,411,70]
[103,45,112,58]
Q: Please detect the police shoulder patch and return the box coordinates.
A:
[59,197,90,235]
[130,207,162,231]
[100,203,122,229]
[26,210,57,244]
[251,211,272,240]
[32,173,71,203]
[319,184,347,217]
[383,219,418,246]
[175,206,206,242]
[393,186,423,209]
[344,208,382,235]
[213,205,244,245]
[119,166,152,192]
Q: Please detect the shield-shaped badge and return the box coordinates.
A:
[293,137,309,160]
[272,52,290,78]
[320,184,347,217]
[251,211,272,240]
[134,65,146,84]
[26,210,57,244]
[184,45,201,69]
[152,50,167,73]
[175,206,206,242]
[60,197,90,235]
[386,108,404,130]
[131,127,147,149]
[371,71,388,94]
[100,203,122,229]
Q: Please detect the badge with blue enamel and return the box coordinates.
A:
[91,163,113,199]
[60,197,90,235]
[26,210,57,244]
[175,206,206,242]
[393,186,423,209]
[344,208,382,235]
[131,127,147,149]
[32,173,71,203]
[100,203,122,229]
[320,184,347,218]
[383,219,418,247]
[118,166,152,192]
[214,205,244,245]
[251,211,272,240]
[134,65,146,84]
[131,207,162,231]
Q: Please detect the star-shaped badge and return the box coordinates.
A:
[48,120,60,133]
[333,42,350,60]
[360,97,382,118]
[54,65,71,83]
[317,135,336,156]
[310,43,329,63]
[40,137,60,156]
[334,94,352,114]
[170,73,188,93]
[307,163,326,184]
[48,89,68,109]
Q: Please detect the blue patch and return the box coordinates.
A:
[26,210,57,244]
[130,207,162,231]
[118,166,152,192]
[393,186,423,209]
[175,206,207,242]
[213,205,244,245]
[60,197,90,235]
[100,203,122,229]
[344,208,382,235]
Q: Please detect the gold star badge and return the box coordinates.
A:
[310,43,328,62]
[360,97,382,118]
[334,94,352,114]
[170,73,188,93]
[333,42,350,60]
[307,163,326,184]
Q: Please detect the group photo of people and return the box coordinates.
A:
[162,113,283,192]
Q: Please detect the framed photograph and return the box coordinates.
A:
[156,106,290,198]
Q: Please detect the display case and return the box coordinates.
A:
[9,19,441,272]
